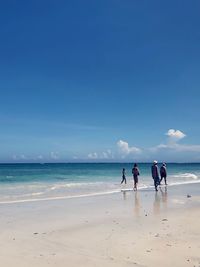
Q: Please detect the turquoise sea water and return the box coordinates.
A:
[0,163,199,203]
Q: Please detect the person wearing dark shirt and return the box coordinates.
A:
[132,163,140,191]
[121,168,126,184]
[151,160,160,191]
[160,163,167,185]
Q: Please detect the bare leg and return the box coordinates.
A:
[135,182,138,191]
[134,181,136,190]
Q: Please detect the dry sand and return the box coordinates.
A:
[0,185,199,267]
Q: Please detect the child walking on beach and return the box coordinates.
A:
[132,163,140,190]
[121,168,126,184]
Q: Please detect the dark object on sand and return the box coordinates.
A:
[187,194,191,198]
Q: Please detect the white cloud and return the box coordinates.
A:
[171,144,200,152]
[12,154,28,161]
[152,143,200,153]
[50,151,59,160]
[85,131,200,161]
[88,152,98,159]
[149,144,167,152]
[166,129,186,142]
[37,155,43,159]
[102,149,114,159]
[151,129,200,153]
[102,152,109,159]
[88,150,114,160]
[117,140,141,155]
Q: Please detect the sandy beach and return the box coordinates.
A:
[0,183,199,267]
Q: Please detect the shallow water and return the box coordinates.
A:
[0,163,199,203]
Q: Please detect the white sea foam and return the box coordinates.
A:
[0,170,200,205]
[23,192,45,197]
[168,179,200,186]
[49,181,105,190]
[0,189,121,205]
[0,179,200,205]
[172,172,198,180]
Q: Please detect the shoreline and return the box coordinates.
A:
[0,179,199,205]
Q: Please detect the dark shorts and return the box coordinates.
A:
[153,177,160,186]
[133,175,138,183]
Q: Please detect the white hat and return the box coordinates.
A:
[153,160,158,164]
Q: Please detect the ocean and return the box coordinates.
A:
[0,163,199,204]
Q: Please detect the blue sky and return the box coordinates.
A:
[0,0,200,162]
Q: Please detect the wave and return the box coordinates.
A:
[20,191,45,197]
[0,189,121,205]
[0,179,200,205]
[169,179,200,186]
[172,172,198,180]
[49,181,105,190]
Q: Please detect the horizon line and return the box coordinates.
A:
[0,162,200,164]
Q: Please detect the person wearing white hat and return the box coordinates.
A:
[151,161,160,191]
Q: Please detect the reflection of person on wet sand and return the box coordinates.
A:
[153,192,161,215]
[122,190,127,200]
[133,192,140,217]
[160,186,168,209]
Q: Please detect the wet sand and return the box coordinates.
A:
[0,183,199,267]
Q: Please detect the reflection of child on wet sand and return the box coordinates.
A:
[120,168,126,184]
[134,192,140,216]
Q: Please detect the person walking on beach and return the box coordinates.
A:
[151,161,160,191]
[160,163,167,185]
[121,168,127,184]
[132,163,140,191]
